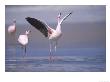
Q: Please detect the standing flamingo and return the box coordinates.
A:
[25,12,72,61]
[8,20,16,34]
[18,28,31,55]
[8,20,16,43]
[8,20,16,58]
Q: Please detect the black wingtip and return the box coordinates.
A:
[70,12,72,15]
[25,17,48,37]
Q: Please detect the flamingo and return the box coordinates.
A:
[8,20,16,34]
[25,12,72,61]
[18,28,31,55]
[8,20,16,58]
[8,20,16,43]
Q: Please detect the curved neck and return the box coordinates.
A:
[56,24,61,32]
[57,17,61,24]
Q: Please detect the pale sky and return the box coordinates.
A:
[5,5,105,24]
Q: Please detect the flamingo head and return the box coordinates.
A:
[57,13,61,19]
[25,30,31,35]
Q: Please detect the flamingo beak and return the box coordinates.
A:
[57,13,61,18]
[70,12,72,14]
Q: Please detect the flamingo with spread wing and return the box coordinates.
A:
[26,12,72,61]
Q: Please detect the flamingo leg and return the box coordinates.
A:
[55,44,56,52]
[53,41,58,61]
[11,32,16,58]
[55,41,57,52]
[49,40,52,62]
[24,45,26,55]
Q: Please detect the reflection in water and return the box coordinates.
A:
[5,48,106,72]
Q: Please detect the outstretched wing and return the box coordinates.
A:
[60,12,72,24]
[25,17,48,37]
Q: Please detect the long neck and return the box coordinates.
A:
[56,23,61,32]
[56,17,61,32]
[57,17,60,24]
